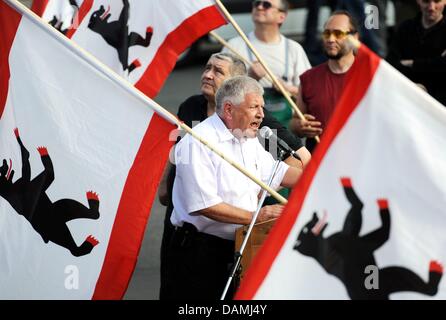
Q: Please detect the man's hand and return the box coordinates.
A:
[416,83,428,92]
[345,35,360,55]
[272,77,299,98]
[257,204,284,223]
[248,61,267,80]
[292,113,323,138]
[400,59,414,67]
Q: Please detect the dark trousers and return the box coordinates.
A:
[159,205,175,298]
[160,222,235,300]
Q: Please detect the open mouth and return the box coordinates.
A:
[6,159,12,180]
[250,121,260,130]
[311,211,328,236]
[100,5,111,20]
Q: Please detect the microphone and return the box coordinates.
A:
[259,126,301,160]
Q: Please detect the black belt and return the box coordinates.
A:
[173,222,234,249]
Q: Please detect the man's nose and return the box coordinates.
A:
[327,33,337,42]
[203,69,213,79]
[257,107,265,118]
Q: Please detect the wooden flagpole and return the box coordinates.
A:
[210,31,252,66]
[210,30,290,92]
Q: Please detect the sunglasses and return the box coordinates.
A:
[322,29,356,40]
[252,1,284,11]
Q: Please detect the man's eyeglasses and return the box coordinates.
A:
[252,1,284,12]
[322,29,356,40]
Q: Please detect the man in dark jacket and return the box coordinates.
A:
[387,0,446,106]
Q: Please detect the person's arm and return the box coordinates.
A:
[280,166,302,189]
[289,86,323,138]
[258,143,303,190]
[249,62,299,98]
[386,21,418,77]
[290,41,312,100]
[262,108,311,168]
[158,97,191,206]
[294,146,311,168]
[282,146,311,169]
[195,202,284,225]
[272,77,299,99]
[410,55,446,73]
[158,161,173,206]
[248,61,267,81]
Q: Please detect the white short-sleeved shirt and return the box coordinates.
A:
[171,113,289,240]
[222,32,311,88]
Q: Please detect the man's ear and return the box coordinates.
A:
[223,101,233,120]
[278,12,287,25]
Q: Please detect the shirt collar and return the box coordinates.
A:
[209,113,237,142]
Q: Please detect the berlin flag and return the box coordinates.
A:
[236,45,446,300]
[0,0,176,299]
[31,0,226,98]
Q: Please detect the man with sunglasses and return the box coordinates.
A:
[290,11,359,152]
[387,0,446,106]
[222,0,311,130]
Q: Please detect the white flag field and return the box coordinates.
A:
[236,45,446,300]
[31,0,226,98]
[0,0,177,299]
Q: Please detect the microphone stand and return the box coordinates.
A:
[220,149,286,300]
[289,149,301,160]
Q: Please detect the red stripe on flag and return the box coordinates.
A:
[135,5,226,98]
[0,1,22,119]
[92,113,175,299]
[235,45,381,300]
[66,0,93,39]
[31,0,49,16]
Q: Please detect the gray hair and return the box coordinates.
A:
[210,52,247,76]
[215,76,264,116]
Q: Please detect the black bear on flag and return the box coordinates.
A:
[294,177,443,299]
[0,129,100,257]
[88,0,153,73]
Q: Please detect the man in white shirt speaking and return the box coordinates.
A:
[165,76,302,300]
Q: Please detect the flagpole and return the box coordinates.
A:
[4,0,287,205]
[209,31,289,91]
[214,0,320,144]
[210,31,252,66]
